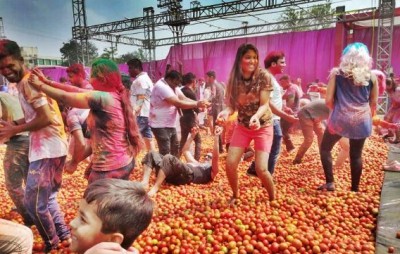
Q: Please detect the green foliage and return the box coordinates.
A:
[60,41,149,66]
[278,0,334,32]
[115,48,150,64]
[101,47,118,60]
[60,39,98,66]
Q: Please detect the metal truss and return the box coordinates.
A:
[83,7,375,48]
[376,0,395,74]
[73,0,327,37]
[72,0,89,64]
[154,8,376,46]
[89,33,143,47]
[0,17,6,38]
[375,0,395,115]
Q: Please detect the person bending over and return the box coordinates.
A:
[141,126,222,196]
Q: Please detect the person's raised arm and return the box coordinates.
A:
[369,73,379,117]
[182,128,199,163]
[31,68,87,93]
[325,75,336,110]
[165,95,209,110]
[29,74,111,109]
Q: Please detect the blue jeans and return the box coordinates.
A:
[151,127,179,156]
[24,156,70,250]
[248,119,282,175]
[137,116,152,138]
[269,119,283,175]
[3,135,32,226]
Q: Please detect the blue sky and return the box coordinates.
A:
[1,0,396,60]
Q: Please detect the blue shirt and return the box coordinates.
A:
[327,74,373,139]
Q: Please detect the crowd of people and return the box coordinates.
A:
[0,38,399,253]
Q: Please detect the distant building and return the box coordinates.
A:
[20,46,63,68]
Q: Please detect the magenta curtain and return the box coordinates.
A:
[162,28,336,88]
[43,25,399,89]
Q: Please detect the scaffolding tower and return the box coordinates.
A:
[0,17,6,39]
[376,0,395,114]
[72,0,89,64]
[376,0,395,74]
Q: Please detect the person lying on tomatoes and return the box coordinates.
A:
[141,126,221,197]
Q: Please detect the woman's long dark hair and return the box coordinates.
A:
[225,43,259,110]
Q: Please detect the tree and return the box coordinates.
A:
[115,52,137,64]
[100,47,118,60]
[60,39,98,66]
[278,0,334,32]
[115,48,150,64]
[279,7,310,32]
[309,2,334,29]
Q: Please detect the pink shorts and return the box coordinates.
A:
[230,124,273,153]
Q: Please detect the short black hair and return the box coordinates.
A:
[182,72,196,86]
[84,179,154,249]
[127,58,143,71]
[206,70,216,78]
[0,39,23,61]
[165,70,182,81]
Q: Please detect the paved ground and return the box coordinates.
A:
[375,145,400,254]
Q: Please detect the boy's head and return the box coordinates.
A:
[70,179,154,254]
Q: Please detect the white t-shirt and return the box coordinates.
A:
[270,75,283,120]
[17,74,68,162]
[130,72,153,117]
[149,78,184,128]
[66,108,90,133]
[198,83,206,100]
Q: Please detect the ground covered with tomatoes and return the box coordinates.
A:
[0,131,388,254]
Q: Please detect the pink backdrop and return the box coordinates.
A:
[140,26,399,90]
[43,26,399,93]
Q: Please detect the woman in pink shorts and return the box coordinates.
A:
[217,43,275,204]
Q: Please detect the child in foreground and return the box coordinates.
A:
[69,179,154,254]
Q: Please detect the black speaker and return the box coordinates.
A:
[336,6,345,21]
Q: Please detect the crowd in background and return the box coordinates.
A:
[0,38,400,253]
